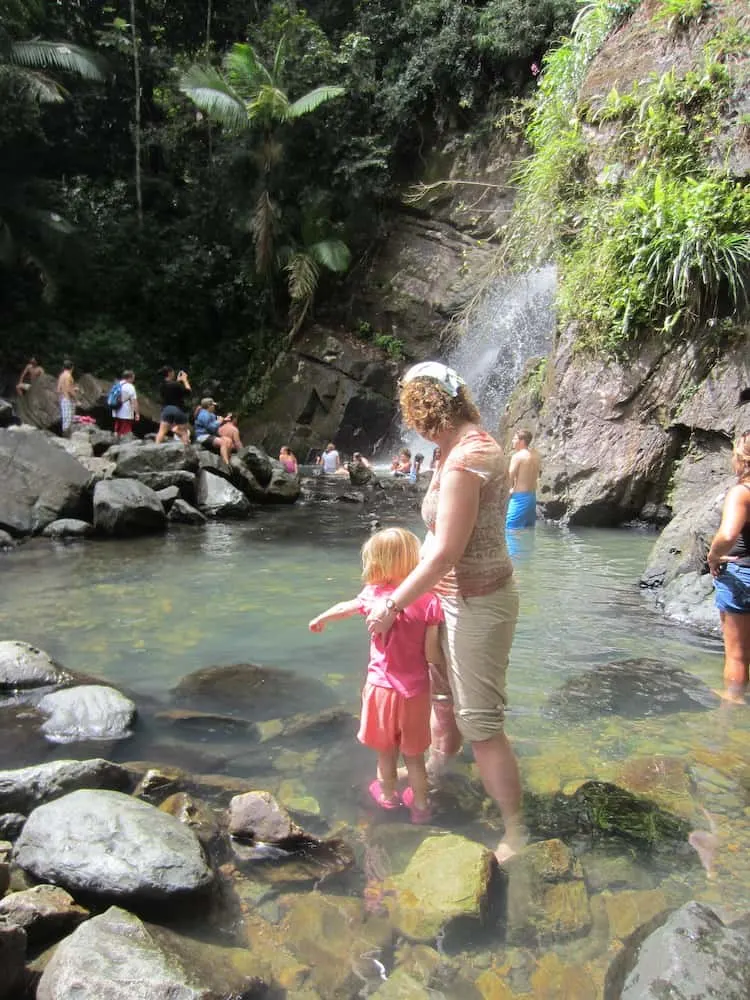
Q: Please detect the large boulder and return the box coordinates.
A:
[167,499,206,525]
[14,789,213,900]
[127,469,198,503]
[16,373,160,435]
[195,471,251,518]
[0,641,66,690]
[37,685,136,743]
[93,479,167,536]
[0,759,133,814]
[614,901,750,1000]
[111,441,199,477]
[0,427,91,536]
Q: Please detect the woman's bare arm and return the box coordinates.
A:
[707,484,750,575]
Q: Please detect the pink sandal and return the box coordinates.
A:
[369,780,400,810]
[402,786,432,824]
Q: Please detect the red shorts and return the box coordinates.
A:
[114,418,133,436]
[357,682,431,757]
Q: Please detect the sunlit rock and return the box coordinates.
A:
[0,885,89,945]
[0,641,66,690]
[38,685,136,743]
[229,791,297,843]
[159,793,221,850]
[0,759,132,815]
[41,518,93,539]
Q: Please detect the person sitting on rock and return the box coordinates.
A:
[391,448,411,476]
[16,357,44,395]
[348,452,377,487]
[219,414,243,454]
[279,446,298,474]
[194,397,233,464]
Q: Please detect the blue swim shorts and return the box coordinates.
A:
[714,562,750,614]
[506,491,537,529]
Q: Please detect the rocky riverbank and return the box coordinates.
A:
[2,638,750,999]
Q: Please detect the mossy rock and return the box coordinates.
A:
[385,833,493,942]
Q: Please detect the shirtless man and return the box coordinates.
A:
[16,357,44,395]
[56,360,78,438]
[506,428,541,529]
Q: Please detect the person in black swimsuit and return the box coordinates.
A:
[155,367,191,445]
[707,430,750,703]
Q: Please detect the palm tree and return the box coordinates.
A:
[283,234,352,340]
[1,35,106,103]
[180,39,345,273]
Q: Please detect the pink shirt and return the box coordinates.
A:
[356,583,443,697]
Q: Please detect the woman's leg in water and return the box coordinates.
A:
[472,733,525,861]
[719,610,750,703]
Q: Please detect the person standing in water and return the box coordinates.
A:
[317,442,340,474]
[707,430,750,703]
[309,527,445,823]
[367,362,525,863]
[506,429,541,529]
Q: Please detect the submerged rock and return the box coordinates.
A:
[616,901,750,1000]
[42,518,94,539]
[547,658,718,722]
[385,833,493,942]
[0,640,66,691]
[37,685,136,743]
[229,791,297,843]
[14,789,213,900]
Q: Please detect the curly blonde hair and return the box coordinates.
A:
[399,379,480,438]
[361,528,420,585]
[733,430,750,482]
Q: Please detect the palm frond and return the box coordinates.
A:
[309,239,351,273]
[179,64,248,130]
[287,85,345,119]
[285,251,319,303]
[9,67,66,102]
[248,84,289,126]
[251,190,278,274]
[224,42,272,93]
[10,40,106,81]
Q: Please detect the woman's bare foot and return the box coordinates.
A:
[494,824,528,865]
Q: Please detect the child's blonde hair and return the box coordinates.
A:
[361,527,420,585]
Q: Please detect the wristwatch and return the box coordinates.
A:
[385,598,402,614]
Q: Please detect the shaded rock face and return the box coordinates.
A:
[14,789,213,900]
[93,478,167,536]
[0,427,92,536]
[111,441,199,477]
[501,333,750,527]
[0,916,26,1000]
[613,901,750,1000]
[195,470,251,518]
[546,658,718,723]
[0,885,89,945]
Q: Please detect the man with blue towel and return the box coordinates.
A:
[506,429,541,529]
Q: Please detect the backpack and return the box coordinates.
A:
[107,381,123,409]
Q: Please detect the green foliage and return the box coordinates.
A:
[653,0,709,33]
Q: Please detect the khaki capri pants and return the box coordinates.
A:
[439,575,519,742]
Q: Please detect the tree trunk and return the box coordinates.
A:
[206,0,213,166]
[129,0,143,228]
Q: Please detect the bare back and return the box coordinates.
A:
[509,447,541,493]
[56,370,75,400]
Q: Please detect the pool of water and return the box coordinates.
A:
[2,490,748,992]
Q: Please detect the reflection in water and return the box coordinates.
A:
[2,501,748,986]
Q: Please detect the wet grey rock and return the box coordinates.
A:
[0,641,64,690]
[0,916,26,1000]
[0,427,91,536]
[93,478,167,536]
[230,451,300,504]
[196,449,232,480]
[237,446,273,488]
[155,485,180,510]
[257,465,300,504]
[35,906,209,1000]
[0,759,132,814]
[111,441,199,476]
[37,685,136,743]
[196,471,251,518]
[229,791,296,842]
[42,518,94,539]
[617,901,750,1000]
[167,499,207,525]
[129,469,197,503]
[657,570,719,638]
[0,885,89,945]
[0,399,13,428]
[14,789,213,900]
[88,428,117,456]
[546,658,719,722]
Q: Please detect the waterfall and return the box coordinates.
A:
[445,264,556,430]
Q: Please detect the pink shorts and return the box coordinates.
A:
[357,682,431,757]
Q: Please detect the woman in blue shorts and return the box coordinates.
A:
[707,430,750,703]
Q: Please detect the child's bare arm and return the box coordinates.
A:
[424,624,450,696]
[309,599,360,632]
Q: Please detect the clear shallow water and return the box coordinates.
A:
[2,492,750,987]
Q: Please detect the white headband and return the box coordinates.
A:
[402,362,466,398]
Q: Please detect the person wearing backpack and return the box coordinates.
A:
[110,370,139,438]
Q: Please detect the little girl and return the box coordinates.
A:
[308,527,444,823]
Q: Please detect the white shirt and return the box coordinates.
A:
[115,381,137,420]
[321,450,339,473]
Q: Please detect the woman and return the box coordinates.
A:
[156,367,191,445]
[367,361,524,862]
[317,442,340,474]
[279,446,298,474]
[707,430,750,703]
[194,398,233,464]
